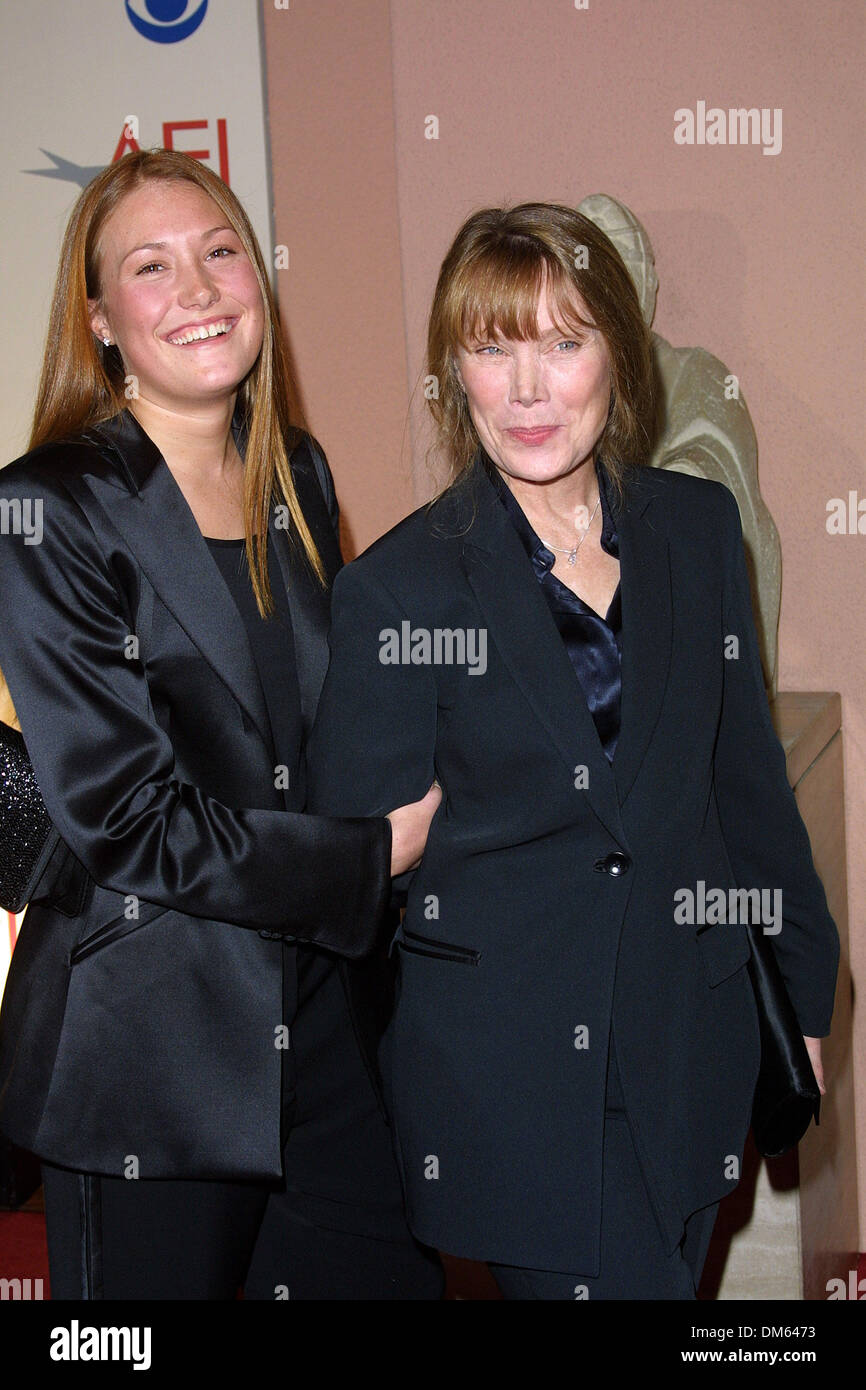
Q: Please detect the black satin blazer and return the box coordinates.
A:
[0,410,390,1180]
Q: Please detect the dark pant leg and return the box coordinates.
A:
[244,946,444,1300]
[41,1160,271,1300]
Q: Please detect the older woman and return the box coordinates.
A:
[308,203,839,1299]
[0,150,441,1299]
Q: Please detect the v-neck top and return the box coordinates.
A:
[490,456,623,763]
[204,528,306,809]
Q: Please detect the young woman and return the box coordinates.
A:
[0,150,442,1300]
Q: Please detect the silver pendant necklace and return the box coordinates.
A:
[542,496,600,566]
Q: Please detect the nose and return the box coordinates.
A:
[509,347,548,407]
[177,257,219,311]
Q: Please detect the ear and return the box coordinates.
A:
[87,298,111,344]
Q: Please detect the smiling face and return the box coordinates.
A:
[454,282,612,487]
[88,179,265,414]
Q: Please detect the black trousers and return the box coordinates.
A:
[41,945,444,1300]
[488,1026,720,1300]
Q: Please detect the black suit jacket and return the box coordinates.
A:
[0,410,391,1180]
[307,456,840,1273]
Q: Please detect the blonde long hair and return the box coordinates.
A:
[30,148,323,614]
[426,202,656,507]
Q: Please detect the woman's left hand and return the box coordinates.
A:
[803,1036,826,1094]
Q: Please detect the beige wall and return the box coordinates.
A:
[263,0,864,1243]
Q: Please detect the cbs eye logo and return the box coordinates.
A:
[125,0,208,44]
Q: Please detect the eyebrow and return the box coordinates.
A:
[119,226,237,267]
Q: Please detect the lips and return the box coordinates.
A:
[165,317,237,346]
[505,426,560,444]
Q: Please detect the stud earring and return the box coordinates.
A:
[103,337,111,346]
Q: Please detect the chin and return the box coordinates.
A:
[187,368,252,397]
[501,448,569,475]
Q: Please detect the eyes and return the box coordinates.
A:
[473,338,585,356]
[135,245,238,276]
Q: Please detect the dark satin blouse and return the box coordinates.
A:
[206,527,310,1130]
[490,456,623,762]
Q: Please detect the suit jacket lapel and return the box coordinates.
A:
[81,411,270,754]
[267,446,341,740]
[612,476,672,806]
[458,457,671,838]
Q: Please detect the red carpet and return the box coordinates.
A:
[0,1211,50,1298]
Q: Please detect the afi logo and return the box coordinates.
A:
[125,1,208,45]
[114,118,229,184]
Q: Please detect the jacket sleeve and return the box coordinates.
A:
[307,559,438,821]
[0,468,390,955]
[712,483,839,1036]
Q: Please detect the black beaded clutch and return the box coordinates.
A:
[0,719,61,913]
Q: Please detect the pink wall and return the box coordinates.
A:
[261,0,414,560]
[264,0,864,1240]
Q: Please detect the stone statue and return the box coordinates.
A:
[579,193,781,693]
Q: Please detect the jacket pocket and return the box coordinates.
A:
[70,899,169,965]
[397,926,481,966]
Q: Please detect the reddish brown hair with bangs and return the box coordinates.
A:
[426,202,655,504]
